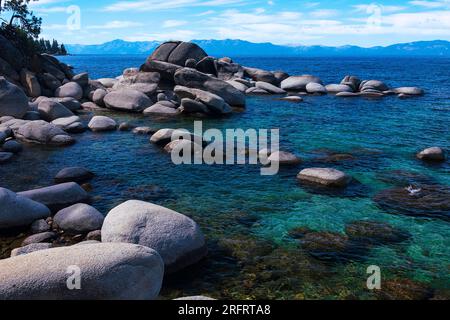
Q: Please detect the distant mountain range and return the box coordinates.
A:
[65,39,450,57]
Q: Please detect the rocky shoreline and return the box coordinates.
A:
[0,39,448,300]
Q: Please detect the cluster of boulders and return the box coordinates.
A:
[0,165,207,299]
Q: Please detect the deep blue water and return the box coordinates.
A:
[1,55,449,299]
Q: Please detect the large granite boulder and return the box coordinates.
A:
[55,82,83,100]
[38,100,74,122]
[297,168,351,187]
[10,243,53,257]
[340,76,361,91]
[102,200,207,273]
[20,69,41,97]
[88,116,117,132]
[0,77,29,118]
[51,116,85,133]
[393,87,424,96]
[104,89,151,112]
[54,203,104,234]
[281,75,323,91]
[14,120,75,146]
[0,35,25,71]
[0,57,20,82]
[18,182,90,213]
[54,167,94,184]
[140,60,182,86]
[0,243,164,300]
[174,68,245,107]
[149,41,207,66]
[243,67,278,85]
[174,85,232,114]
[196,56,217,76]
[416,147,445,162]
[0,187,51,230]
[215,60,244,80]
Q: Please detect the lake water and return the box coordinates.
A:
[1,55,449,299]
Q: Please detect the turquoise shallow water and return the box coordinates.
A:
[1,55,449,299]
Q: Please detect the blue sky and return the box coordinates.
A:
[28,0,450,46]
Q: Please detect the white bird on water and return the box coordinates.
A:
[405,185,422,195]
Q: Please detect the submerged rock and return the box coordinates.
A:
[54,167,94,184]
[393,87,424,96]
[378,278,433,300]
[297,168,350,187]
[0,243,164,300]
[0,187,51,230]
[267,151,301,165]
[102,200,207,273]
[373,184,450,221]
[344,220,410,245]
[18,182,90,213]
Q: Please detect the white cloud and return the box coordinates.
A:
[196,10,216,16]
[124,30,198,41]
[353,4,406,13]
[409,0,450,8]
[104,0,244,12]
[309,9,339,18]
[87,21,144,29]
[162,20,188,28]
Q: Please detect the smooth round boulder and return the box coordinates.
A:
[255,81,286,94]
[10,243,53,257]
[0,187,51,230]
[92,89,107,106]
[416,147,445,162]
[55,167,94,184]
[297,168,350,187]
[1,140,22,153]
[280,95,303,102]
[243,67,278,85]
[180,98,209,114]
[18,182,90,213]
[102,200,207,273]
[30,219,51,234]
[393,87,424,96]
[38,100,74,122]
[341,75,361,91]
[143,103,179,116]
[104,89,151,112]
[54,203,104,234]
[51,116,85,133]
[72,72,89,87]
[0,243,164,300]
[281,75,323,91]
[15,120,75,146]
[306,82,327,94]
[0,77,29,118]
[55,82,83,100]
[88,116,117,132]
[325,84,353,93]
[22,231,57,246]
[360,80,389,92]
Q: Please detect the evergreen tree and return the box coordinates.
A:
[60,44,67,55]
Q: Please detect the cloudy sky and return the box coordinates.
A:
[28,0,450,46]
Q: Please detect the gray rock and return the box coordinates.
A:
[306,82,327,94]
[0,151,13,163]
[22,231,57,246]
[97,78,117,88]
[88,116,117,132]
[123,68,139,77]
[38,100,74,121]
[86,229,101,241]
[0,77,29,118]
[52,116,85,133]
[166,41,207,66]
[185,58,197,68]
[226,80,248,93]
[81,101,102,111]
[180,98,209,114]
[279,95,303,102]
[255,81,286,94]
[360,80,389,92]
[143,103,179,116]
[243,67,278,85]
[0,57,19,82]
[132,127,155,135]
[15,120,75,146]
[246,87,269,95]
[150,128,180,145]
[55,167,94,184]
[416,147,445,162]
[281,75,323,91]
[72,72,89,87]
[54,203,104,234]
[20,69,41,97]
[30,219,51,234]
[164,139,202,154]
[55,97,82,112]
[18,182,90,213]
[10,243,53,257]
[216,60,244,80]
[104,89,151,112]
[297,168,351,187]
[393,87,424,96]
[118,122,131,131]
[196,56,217,76]
[174,85,231,114]
[140,60,182,86]
[336,92,360,97]
[1,140,22,153]
[40,73,61,91]
[0,243,164,300]
[157,93,167,101]
[0,187,50,229]
[340,75,361,91]
[325,84,353,93]
[55,82,83,100]
[0,34,25,70]
[92,89,107,106]
[74,240,101,246]
[174,68,246,107]
[102,200,207,273]
[23,111,41,120]
[273,71,289,83]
